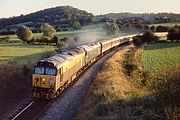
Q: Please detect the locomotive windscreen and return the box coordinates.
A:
[34,67,57,76]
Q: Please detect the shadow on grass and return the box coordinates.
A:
[145,42,180,50]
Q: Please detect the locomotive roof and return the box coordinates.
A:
[63,48,85,56]
[111,37,121,41]
[78,43,101,52]
[78,45,92,52]
[99,38,112,45]
[39,48,85,68]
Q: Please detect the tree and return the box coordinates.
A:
[167,28,179,42]
[56,40,65,52]
[73,21,81,29]
[142,31,159,43]
[150,26,155,32]
[16,25,33,43]
[156,25,169,32]
[144,25,150,31]
[51,35,59,44]
[104,22,119,36]
[133,35,143,47]
[41,23,56,39]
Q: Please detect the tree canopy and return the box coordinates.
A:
[104,22,120,36]
[73,21,81,29]
[16,25,33,43]
[167,28,180,41]
[41,23,56,39]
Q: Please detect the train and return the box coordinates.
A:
[32,32,168,99]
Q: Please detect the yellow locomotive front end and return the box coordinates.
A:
[32,62,58,99]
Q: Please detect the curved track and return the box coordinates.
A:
[40,44,129,120]
[11,44,129,120]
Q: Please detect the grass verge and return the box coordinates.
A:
[0,63,32,106]
[75,45,180,120]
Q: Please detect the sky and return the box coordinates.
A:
[0,0,179,18]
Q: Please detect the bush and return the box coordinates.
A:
[51,35,59,44]
[150,26,155,32]
[167,28,179,42]
[142,31,159,43]
[133,36,143,46]
[144,25,150,31]
[56,40,65,52]
[133,31,159,46]
[0,35,10,42]
[147,66,180,104]
[156,25,169,32]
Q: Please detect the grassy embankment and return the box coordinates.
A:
[0,44,55,106]
[75,42,180,120]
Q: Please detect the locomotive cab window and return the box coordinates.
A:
[45,68,57,76]
[34,67,45,74]
[34,67,57,76]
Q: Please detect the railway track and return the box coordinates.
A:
[11,44,129,120]
[11,99,49,120]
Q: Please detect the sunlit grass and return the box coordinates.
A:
[141,42,180,71]
[0,43,55,64]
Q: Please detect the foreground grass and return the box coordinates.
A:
[75,46,147,120]
[75,45,180,120]
[141,42,180,71]
[0,43,55,64]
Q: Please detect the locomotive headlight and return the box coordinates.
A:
[42,78,46,82]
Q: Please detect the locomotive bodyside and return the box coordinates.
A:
[111,37,121,48]
[78,43,101,64]
[99,39,112,53]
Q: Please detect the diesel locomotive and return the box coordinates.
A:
[32,33,167,99]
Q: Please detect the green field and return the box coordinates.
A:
[149,22,180,27]
[141,42,180,71]
[0,43,55,64]
[0,24,142,64]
